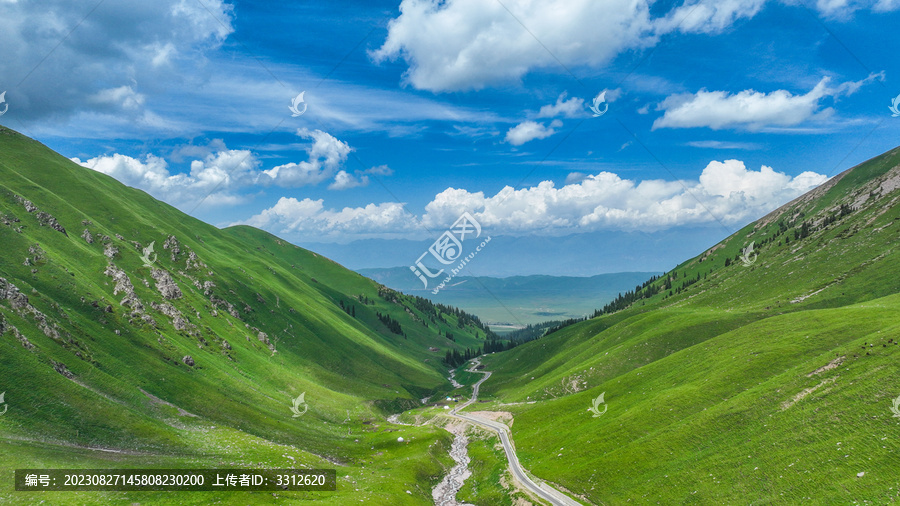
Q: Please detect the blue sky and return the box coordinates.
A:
[2,0,900,276]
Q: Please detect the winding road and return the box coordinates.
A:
[449,359,583,506]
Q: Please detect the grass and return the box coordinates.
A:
[456,427,529,506]
[0,126,492,504]
[475,146,900,503]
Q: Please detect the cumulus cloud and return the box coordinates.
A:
[537,93,585,118]
[259,129,352,187]
[73,129,391,207]
[240,159,828,239]
[0,0,233,121]
[371,0,894,92]
[254,129,392,190]
[419,160,828,233]
[240,198,416,239]
[329,171,367,190]
[371,0,658,91]
[653,75,881,131]
[505,119,563,146]
[73,148,256,208]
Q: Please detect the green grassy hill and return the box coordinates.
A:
[479,147,900,504]
[0,126,496,504]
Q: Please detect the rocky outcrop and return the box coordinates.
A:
[185,249,206,270]
[1,213,21,229]
[210,294,240,320]
[0,313,35,350]
[15,195,37,213]
[81,229,94,244]
[103,243,119,259]
[151,269,182,300]
[0,277,62,341]
[182,355,195,367]
[14,195,66,235]
[36,211,67,235]
[258,331,275,352]
[150,301,180,320]
[104,264,143,312]
[149,301,194,334]
[50,359,74,378]
[163,235,180,261]
[0,278,30,310]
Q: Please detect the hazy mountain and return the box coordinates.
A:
[300,227,727,278]
[358,267,661,326]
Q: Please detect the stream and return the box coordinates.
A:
[432,425,475,506]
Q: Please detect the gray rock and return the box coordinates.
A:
[150,268,183,300]
[35,211,67,236]
[163,235,180,261]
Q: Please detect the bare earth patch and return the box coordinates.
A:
[139,388,198,417]
[781,377,837,410]
[807,356,844,377]
[467,411,514,426]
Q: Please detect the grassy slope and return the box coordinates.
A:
[0,127,489,504]
[479,147,900,504]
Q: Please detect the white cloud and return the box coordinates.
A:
[259,129,352,188]
[366,164,394,176]
[74,129,391,206]
[258,130,394,190]
[241,159,828,239]
[371,0,658,92]
[73,148,255,208]
[421,160,828,233]
[808,0,898,18]
[329,171,368,190]
[505,119,563,146]
[372,0,896,92]
[875,0,900,11]
[655,0,768,34]
[651,76,882,131]
[88,86,147,112]
[0,0,233,121]
[537,92,585,118]
[240,198,416,238]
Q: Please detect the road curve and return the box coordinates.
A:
[449,359,582,506]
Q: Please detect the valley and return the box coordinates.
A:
[3,127,900,505]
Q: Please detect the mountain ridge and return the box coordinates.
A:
[474,143,900,504]
[0,126,501,504]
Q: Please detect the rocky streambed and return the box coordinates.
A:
[432,424,475,506]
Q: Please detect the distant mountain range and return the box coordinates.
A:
[358,267,661,327]
[300,227,726,278]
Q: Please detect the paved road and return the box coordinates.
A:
[449,359,582,506]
